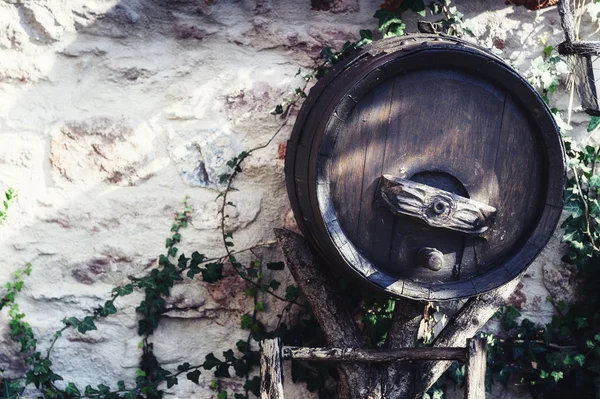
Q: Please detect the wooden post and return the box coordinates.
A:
[464,338,487,399]
[260,338,284,399]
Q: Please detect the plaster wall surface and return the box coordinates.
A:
[0,0,597,397]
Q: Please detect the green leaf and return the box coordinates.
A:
[359,29,373,41]
[285,285,300,301]
[223,349,236,362]
[84,385,99,395]
[191,251,206,261]
[166,377,178,388]
[113,284,133,296]
[63,317,79,328]
[65,383,80,396]
[236,340,248,353]
[241,314,254,329]
[588,116,600,132]
[201,263,223,283]
[102,300,117,316]
[77,316,97,334]
[215,364,231,378]
[244,376,261,397]
[551,371,564,382]
[255,302,265,312]
[269,279,281,290]
[203,353,222,370]
[186,370,201,384]
[97,384,110,394]
[218,391,227,399]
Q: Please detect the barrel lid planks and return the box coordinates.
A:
[285,34,566,300]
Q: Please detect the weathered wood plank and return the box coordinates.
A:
[378,175,497,236]
[260,338,284,399]
[481,94,544,273]
[355,81,395,261]
[282,346,466,362]
[382,67,504,282]
[465,338,487,399]
[417,278,519,395]
[274,228,378,399]
[382,298,423,398]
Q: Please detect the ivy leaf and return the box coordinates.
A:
[236,340,248,353]
[564,195,584,218]
[97,384,110,394]
[166,377,178,388]
[84,385,99,395]
[218,391,227,399]
[201,263,223,283]
[102,300,117,316]
[63,317,79,328]
[244,376,261,397]
[203,353,222,370]
[269,279,281,290]
[113,284,133,296]
[241,314,254,330]
[551,371,564,382]
[358,29,373,46]
[215,364,231,378]
[77,316,97,334]
[65,383,80,396]
[588,116,600,132]
[186,370,201,384]
[191,251,206,262]
[403,0,426,16]
[285,286,300,301]
[223,349,236,362]
[177,362,191,372]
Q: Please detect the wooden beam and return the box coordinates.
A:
[416,278,519,395]
[260,338,284,399]
[465,338,487,399]
[282,346,466,362]
[274,228,378,399]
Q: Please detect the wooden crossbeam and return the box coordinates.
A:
[260,337,487,399]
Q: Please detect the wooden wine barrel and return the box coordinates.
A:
[285,34,566,300]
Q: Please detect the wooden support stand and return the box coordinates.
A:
[272,229,518,398]
[260,337,487,399]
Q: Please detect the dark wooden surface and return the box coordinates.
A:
[275,228,508,398]
[285,34,565,300]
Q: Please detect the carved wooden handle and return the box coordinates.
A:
[377,175,496,236]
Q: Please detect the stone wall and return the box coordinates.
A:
[0,0,597,397]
